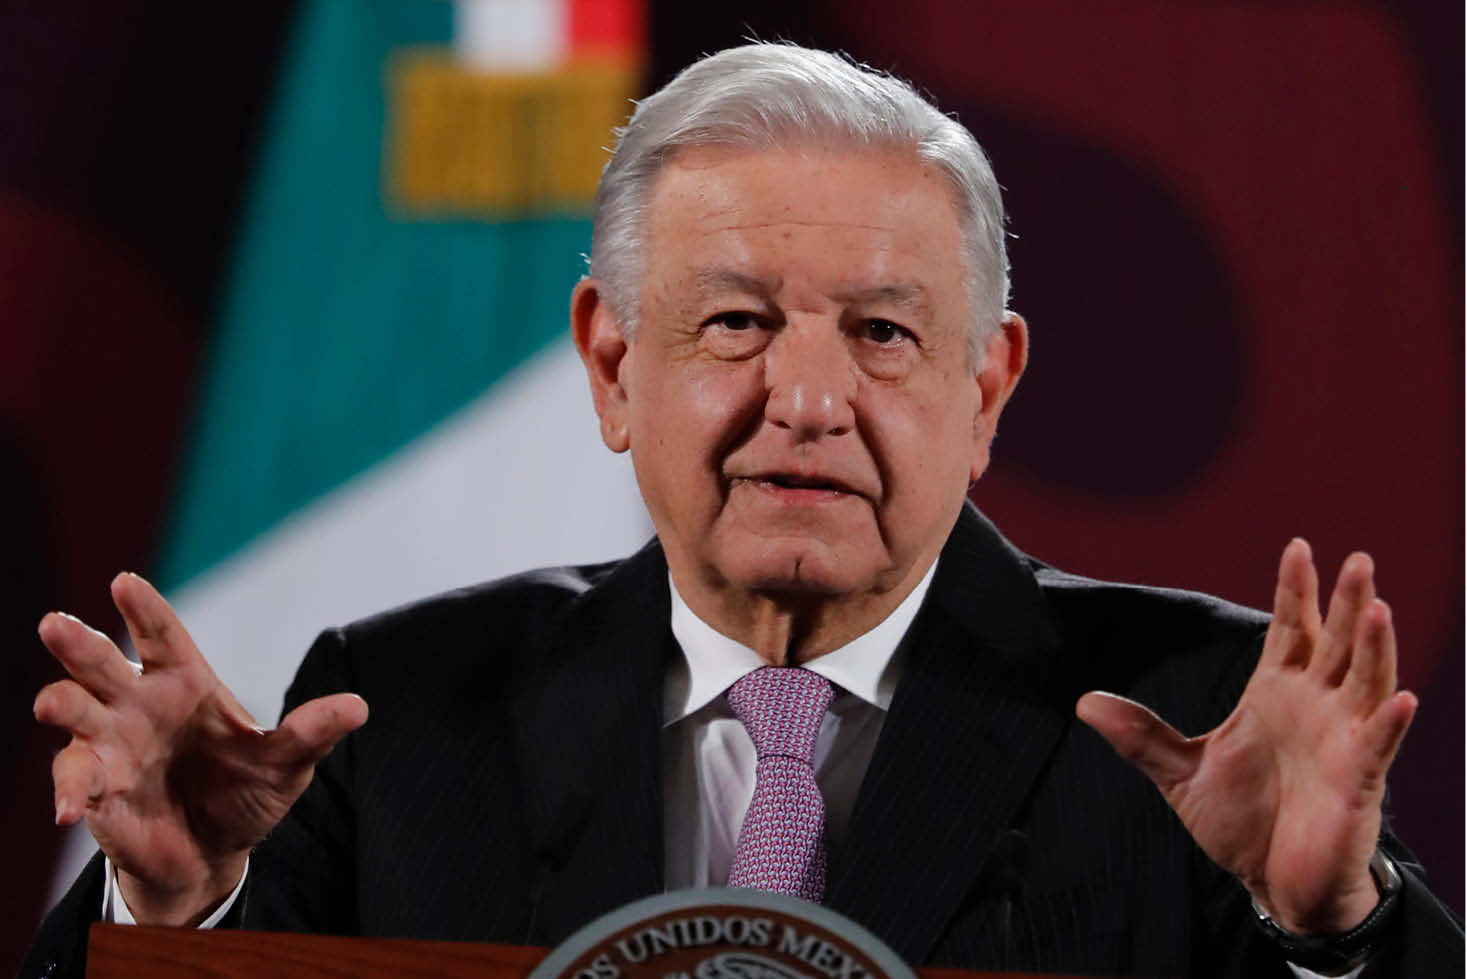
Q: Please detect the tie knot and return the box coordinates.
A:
[726,667,834,763]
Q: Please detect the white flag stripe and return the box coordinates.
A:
[455,0,567,71]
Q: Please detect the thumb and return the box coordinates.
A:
[268,693,369,770]
[1076,691,1201,793]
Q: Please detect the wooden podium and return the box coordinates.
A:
[87,924,546,978]
[86,924,1063,979]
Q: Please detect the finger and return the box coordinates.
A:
[1309,552,1374,687]
[111,572,207,673]
[52,741,104,825]
[1362,690,1417,775]
[34,680,111,740]
[1342,599,1396,710]
[37,612,139,703]
[267,694,369,770]
[1262,538,1320,670]
[1076,691,1201,793]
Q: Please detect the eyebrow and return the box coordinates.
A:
[693,268,778,298]
[831,283,933,316]
[690,268,932,315]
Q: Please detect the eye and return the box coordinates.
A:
[862,319,911,345]
[706,311,761,331]
[701,310,774,360]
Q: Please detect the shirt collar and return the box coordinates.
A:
[663,560,939,726]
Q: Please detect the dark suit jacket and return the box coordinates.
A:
[25,505,1463,977]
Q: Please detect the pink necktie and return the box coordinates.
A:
[725,667,835,902]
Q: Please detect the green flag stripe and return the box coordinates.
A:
[159,0,590,589]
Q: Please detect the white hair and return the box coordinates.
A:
[588,42,1009,361]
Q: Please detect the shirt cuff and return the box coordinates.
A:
[101,855,249,928]
[1287,961,1365,979]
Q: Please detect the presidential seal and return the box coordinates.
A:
[528,889,916,979]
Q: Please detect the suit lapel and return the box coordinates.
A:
[825,504,1079,962]
[507,541,674,943]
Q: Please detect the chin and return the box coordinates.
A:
[720,539,884,596]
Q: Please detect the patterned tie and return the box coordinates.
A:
[725,667,835,902]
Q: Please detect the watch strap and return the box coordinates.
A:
[1249,848,1403,975]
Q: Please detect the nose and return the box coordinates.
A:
[762,320,856,439]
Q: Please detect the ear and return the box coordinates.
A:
[970,311,1029,483]
[570,276,632,453]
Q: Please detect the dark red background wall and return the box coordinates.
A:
[2,1,1459,973]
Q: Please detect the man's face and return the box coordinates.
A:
[576,144,1024,622]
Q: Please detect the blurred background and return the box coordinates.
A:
[1,0,1459,972]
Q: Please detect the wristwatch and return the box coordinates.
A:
[1250,848,1403,975]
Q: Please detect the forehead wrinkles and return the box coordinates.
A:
[684,188,915,240]
[650,145,940,233]
[641,149,965,318]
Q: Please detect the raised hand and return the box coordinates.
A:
[34,573,368,926]
[1076,539,1417,935]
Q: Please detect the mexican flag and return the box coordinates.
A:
[51,0,651,897]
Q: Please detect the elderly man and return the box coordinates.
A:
[24,43,1461,978]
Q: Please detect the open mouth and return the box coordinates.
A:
[763,474,841,490]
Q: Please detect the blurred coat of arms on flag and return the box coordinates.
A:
[388,0,644,215]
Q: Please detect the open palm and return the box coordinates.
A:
[1077,539,1416,935]
[34,573,367,924]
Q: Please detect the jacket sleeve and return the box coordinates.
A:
[1358,841,1465,977]
[18,851,107,979]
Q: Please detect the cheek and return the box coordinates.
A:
[632,361,763,472]
[866,387,975,499]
